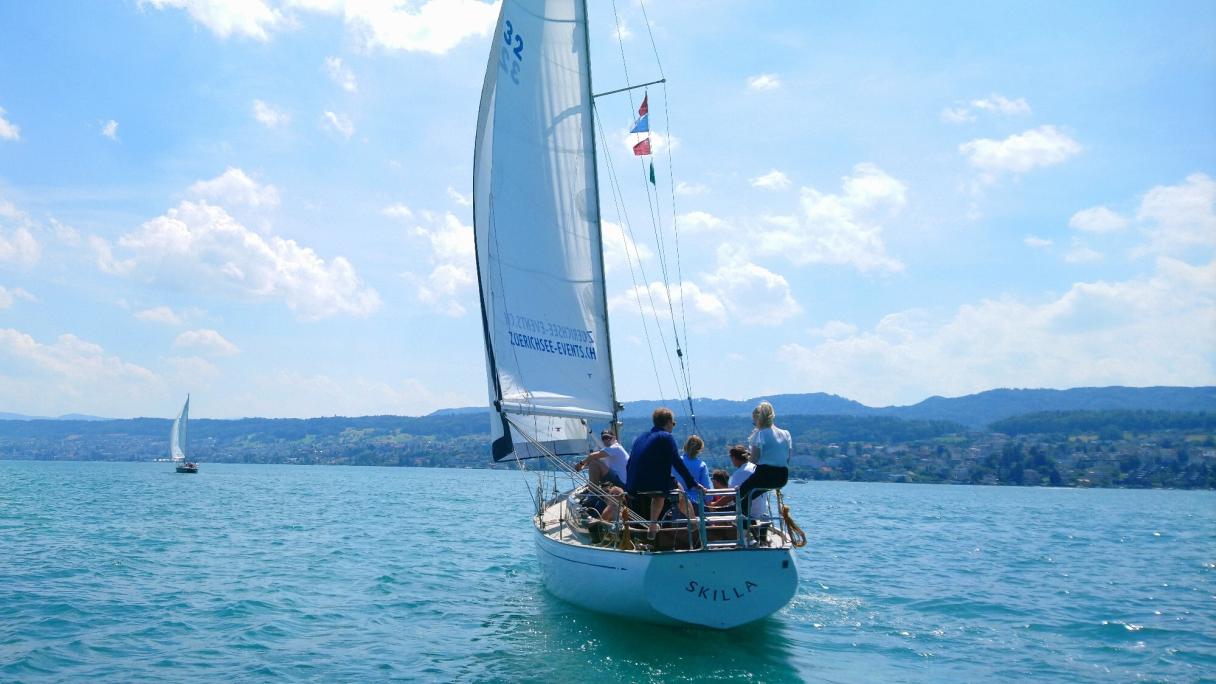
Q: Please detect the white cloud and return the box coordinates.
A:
[1134,173,1216,255]
[135,306,185,325]
[614,19,632,41]
[173,328,240,356]
[808,321,858,339]
[322,110,354,138]
[143,0,498,54]
[754,162,906,273]
[0,226,40,266]
[747,74,781,91]
[1069,206,1128,234]
[608,253,799,330]
[675,181,708,196]
[609,281,728,329]
[1063,240,1103,264]
[291,0,499,54]
[777,257,1216,406]
[0,106,19,141]
[940,106,975,124]
[0,329,162,412]
[188,167,280,209]
[141,0,284,41]
[960,125,1081,174]
[751,170,791,190]
[446,186,471,207]
[0,286,34,310]
[112,199,380,319]
[252,99,290,128]
[601,220,653,274]
[382,202,414,221]
[679,211,729,234]
[50,218,81,246]
[941,93,1030,124]
[402,211,475,316]
[101,119,119,140]
[972,94,1031,116]
[0,198,23,220]
[1024,235,1053,249]
[88,235,135,275]
[166,355,220,387]
[324,56,358,92]
[0,198,40,266]
[702,257,801,326]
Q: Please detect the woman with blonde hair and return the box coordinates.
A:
[675,435,711,516]
[737,400,792,521]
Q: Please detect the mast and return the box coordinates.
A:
[581,0,621,433]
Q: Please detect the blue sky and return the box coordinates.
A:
[0,0,1213,419]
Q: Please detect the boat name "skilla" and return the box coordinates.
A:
[684,580,759,602]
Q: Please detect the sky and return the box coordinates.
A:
[0,0,1213,419]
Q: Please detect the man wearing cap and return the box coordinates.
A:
[576,430,630,488]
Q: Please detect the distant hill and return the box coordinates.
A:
[881,386,1216,428]
[0,412,109,421]
[621,386,1215,429]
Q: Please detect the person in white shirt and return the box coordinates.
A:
[576,430,629,488]
[726,444,768,519]
[738,401,791,515]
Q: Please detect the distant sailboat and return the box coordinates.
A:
[474,0,798,628]
[170,395,197,474]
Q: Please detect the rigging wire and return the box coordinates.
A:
[609,0,699,431]
[593,105,677,402]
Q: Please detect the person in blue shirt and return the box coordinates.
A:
[627,407,706,538]
[674,435,711,517]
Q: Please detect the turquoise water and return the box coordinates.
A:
[2,461,1213,682]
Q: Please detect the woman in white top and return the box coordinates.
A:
[738,401,791,514]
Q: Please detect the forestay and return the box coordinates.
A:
[473,0,617,460]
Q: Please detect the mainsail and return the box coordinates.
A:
[473,0,617,460]
[169,395,189,462]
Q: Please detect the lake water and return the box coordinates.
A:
[1,461,1213,682]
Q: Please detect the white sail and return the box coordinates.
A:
[474,0,616,459]
[169,396,188,462]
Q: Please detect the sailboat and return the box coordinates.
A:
[474,0,799,628]
[170,395,197,473]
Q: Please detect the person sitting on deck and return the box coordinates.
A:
[576,430,629,487]
[738,401,791,531]
[706,469,735,510]
[673,435,711,518]
[626,407,707,539]
[727,444,768,522]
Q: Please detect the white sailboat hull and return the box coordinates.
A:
[535,519,798,629]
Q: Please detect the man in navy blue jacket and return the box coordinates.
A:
[627,407,705,538]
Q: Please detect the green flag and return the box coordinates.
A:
[648,161,655,185]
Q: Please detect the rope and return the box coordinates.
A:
[506,416,648,526]
[775,490,808,548]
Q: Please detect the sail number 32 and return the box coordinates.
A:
[499,20,524,85]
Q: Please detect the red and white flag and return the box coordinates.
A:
[632,138,651,156]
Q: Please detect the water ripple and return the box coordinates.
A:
[1,461,1213,682]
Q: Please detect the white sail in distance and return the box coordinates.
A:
[169,395,189,462]
[474,0,616,459]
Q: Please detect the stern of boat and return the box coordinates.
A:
[644,548,798,629]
